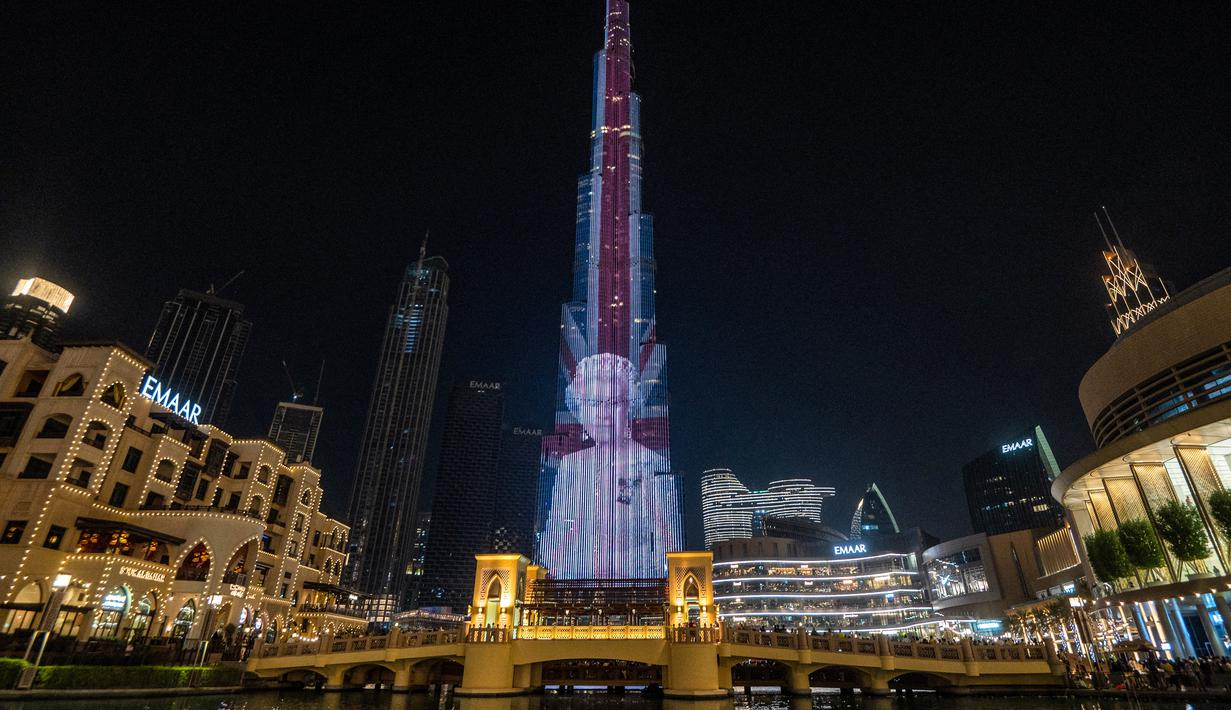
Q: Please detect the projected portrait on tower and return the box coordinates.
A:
[538,353,678,578]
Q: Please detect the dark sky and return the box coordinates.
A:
[3,2,1231,544]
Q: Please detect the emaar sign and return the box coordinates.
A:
[833,543,868,556]
[140,375,202,425]
[1001,437,1034,454]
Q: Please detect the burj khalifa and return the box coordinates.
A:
[535,0,683,579]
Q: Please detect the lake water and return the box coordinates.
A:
[0,691,1223,710]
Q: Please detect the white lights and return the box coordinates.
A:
[51,574,72,590]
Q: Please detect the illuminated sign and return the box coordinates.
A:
[119,565,165,582]
[469,381,501,390]
[833,543,868,556]
[100,591,128,611]
[975,620,1003,631]
[513,427,543,436]
[140,375,202,424]
[1001,437,1034,454]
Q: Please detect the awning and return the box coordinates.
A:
[75,517,186,546]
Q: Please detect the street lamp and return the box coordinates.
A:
[17,574,72,689]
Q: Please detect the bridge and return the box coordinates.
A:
[247,552,1066,698]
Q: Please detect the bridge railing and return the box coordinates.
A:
[514,625,665,641]
[259,629,462,658]
[722,627,1046,664]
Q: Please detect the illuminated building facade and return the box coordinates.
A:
[345,251,448,608]
[0,337,358,645]
[849,483,900,539]
[0,277,75,352]
[701,468,836,548]
[1055,264,1231,658]
[711,536,935,633]
[144,289,251,428]
[536,0,682,578]
[268,401,323,464]
[963,426,1065,536]
[1095,209,1171,337]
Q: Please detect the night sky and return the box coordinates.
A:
[4,2,1231,544]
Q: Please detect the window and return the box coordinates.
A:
[194,478,209,501]
[1,521,27,544]
[236,463,251,480]
[121,447,143,473]
[0,403,32,446]
[257,466,271,485]
[154,460,176,482]
[312,531,321,546]
[108,482,129,508]
[43,525,66,549]
[100,382,126,409]
[143,492,165,509]
[273,474,292,504]
[82,422,108,449]
[19,454,54,479]
[66,458,93,487]
[15,371,48,397]
[54,374,86,396]
[36,414,72,439]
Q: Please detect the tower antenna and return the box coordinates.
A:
[313,360,325,406]
[282,360,303,403]
[208,270,245,296]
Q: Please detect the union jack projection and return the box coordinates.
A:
[535,0,684,579]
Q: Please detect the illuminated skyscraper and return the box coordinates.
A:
[145,288,251,427]
[963,426,1065,536]
[268,401,323,464]
[700,469,836,548]
[0,277,74,352]
[849,483,900,539]
[536,0,683,579]
[345,248,449,607]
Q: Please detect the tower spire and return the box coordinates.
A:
[1096,209,1170,337]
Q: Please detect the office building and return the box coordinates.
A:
[492,425,544,555]
[144,289,251,427]
[0,336,356,643]
[0,277,75,352]
[268,401,324,464]
[701,468,836,548]
[849,483,900,539]
[535,0,684,579]
[345,249,449,608]
[963,426,1065,536]
[404,512,432,610]
[1056,264,1231,658]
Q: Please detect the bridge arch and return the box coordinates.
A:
[808,664,873,689]
[888,670,956,690]
[731,658,792,691]
[342,662,397,689]
[279,668,326,688]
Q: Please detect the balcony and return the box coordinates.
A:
[297,603,367,620]
[175,566,209,582]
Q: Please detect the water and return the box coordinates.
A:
[0,690,1221,710]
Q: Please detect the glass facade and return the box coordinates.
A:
[713,551,932,632]
[849,482,900,538]
[536,0,683,579]
[962,425,1065,536]
[924,548,990,601]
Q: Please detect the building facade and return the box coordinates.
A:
[701,468,836,549]
[712,535,935,633]
[1055,265,1231,658]
[535,0,683,579]
[0,338,358,648]
[144,289,251,428]
[345,253,448,609]
[0,277,75,352]
[963,426,1065,536]
[849,483,900,539]
[268,401,324,465]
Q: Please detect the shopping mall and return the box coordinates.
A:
[1055,265,1231,657]
[0,336,362,652]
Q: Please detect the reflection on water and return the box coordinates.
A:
[0,690,1222,710]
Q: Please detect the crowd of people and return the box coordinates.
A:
[1067,652,1231,692]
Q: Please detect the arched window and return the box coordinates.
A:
[175,542,211,581]
[82,421,110,449]
[171,600,195,639]
[154,460,176,482]
[100,382,126,409]
[257,466,271,485]
[36,414,72,439]
[54,373,86,397]
[248,495,264,518]
[300,490,312,505]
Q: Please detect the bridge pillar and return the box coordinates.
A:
[457,641,527,696]
[960,638,980,677]
[786,667,812,696]
[664,641,727,699]
[860,670,890,696]
[322,665,348,691]
[393,665,412,693]
[716,657,736,693]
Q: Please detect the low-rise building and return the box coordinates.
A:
[0,337,358,650]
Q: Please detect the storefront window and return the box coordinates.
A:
[94,587,130,638]
[171,601,195,639]
[926,548,990,600]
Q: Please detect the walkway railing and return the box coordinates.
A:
[515,625,665,641]
[260,629,461,658]
[723,627,1046,662]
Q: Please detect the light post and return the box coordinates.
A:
[17,574,71,689]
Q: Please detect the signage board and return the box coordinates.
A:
[1001,437,1034,454]
[119,565,165,582]
[140,375,202,425]
[832,543,868,556]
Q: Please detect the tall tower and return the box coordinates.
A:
[345,248,449,608]
[1096,208,1170,337]
[144,289,251,427]
[0,277,74,352]
[536,0,683,579]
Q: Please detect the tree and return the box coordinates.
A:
[1207,489,1231,544]
[1153,500,1211,578]
[1083,529,1135,588]
[1117,518,1166,582]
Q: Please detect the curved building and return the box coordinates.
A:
[1054,265,1231,657]
[849,483,900,539]
[700,469,835,549]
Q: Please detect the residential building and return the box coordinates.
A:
[268,401,323,464]
[0,277,75,352]
[701,468,836,548]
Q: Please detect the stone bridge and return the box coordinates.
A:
[248,624,1065,698]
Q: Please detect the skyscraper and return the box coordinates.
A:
[535,0,683,579]
[849,483,900,539]
[963,426,1065,536]
[268,401,324,464]
[144,288,251,427]
[345,248,449,607]
[422,379,543,611]
[700,469,837,548]
[0,277,74,352]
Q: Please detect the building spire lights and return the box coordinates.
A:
[1096,207,1170,337]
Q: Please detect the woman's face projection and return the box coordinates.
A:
[573,357,633,445]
